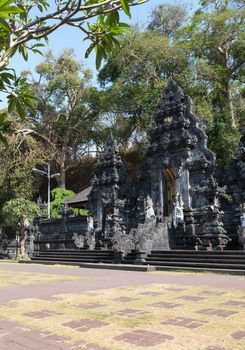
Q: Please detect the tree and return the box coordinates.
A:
[0,126,45,248]
[98,1,245,165]
[0,129,45,201]
[181,0,245,163]
[50,188,75,218]
[18,50,101,188]
[0,0,143,138]
[98,28,191,145]
[148,3,187,38]
[2,197,41,257]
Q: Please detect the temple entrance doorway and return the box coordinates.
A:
[162,168,176,217]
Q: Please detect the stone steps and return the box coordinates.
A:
[143,250,245,271]
[30,249,245,274]
[150,249,245,255]
[31,249,115,264]
[31,256,113,264]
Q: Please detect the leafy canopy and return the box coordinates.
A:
[0,0,143,140]
[2,197,41,228]
[50,187,75,218]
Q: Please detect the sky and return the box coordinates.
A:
[10,0,198,85]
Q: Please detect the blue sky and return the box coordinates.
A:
[10,0,198,84]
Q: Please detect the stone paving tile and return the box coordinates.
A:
[77,302,106,309]
[164,287,187,292]
[112,296,139,302]
[196,308,238,318]
[231,330,245,340]
[140,291,162,296]
[222,300,245,307]
[63,318,108,332]
[199,290,226,296]
[161,317,208,329]
[114,329,173,347]
[114,308,150,318]
[23,310,62,319]
[0,320,75,350]
[204,346,228,350]
[148,301,181,309]
[177,295,206,302]
[83,343,110,350]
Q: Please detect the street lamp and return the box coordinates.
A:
[32,164,60,219]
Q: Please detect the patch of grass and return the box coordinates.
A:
[0,269,92,287]
[0,282,244,349]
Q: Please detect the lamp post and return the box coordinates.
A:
[32,164,60,218]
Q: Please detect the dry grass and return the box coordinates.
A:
[0,269,91,287]
[0,277,244,349]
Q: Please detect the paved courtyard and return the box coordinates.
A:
[0,262,244,350]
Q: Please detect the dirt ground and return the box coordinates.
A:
[0,262,244,350]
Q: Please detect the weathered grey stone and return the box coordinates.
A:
[29,79,244,256]
[87,79,231,253]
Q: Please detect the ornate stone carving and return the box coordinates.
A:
[72,233,84,248]
[88,80,242,254]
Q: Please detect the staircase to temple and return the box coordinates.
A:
[143,250,245,272]
[29,249,245,273]
[31,249,115,264]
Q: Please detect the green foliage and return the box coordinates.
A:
[73,208,89,216]
[27,49,101,188]
[0,0,142,140]
[0,111,11,144]
[98,0,245,164]
[148,3,187,37]
[0,132,45,201]
[180,0,245,163]
[98,29,191,145]
[50,188,89,218]
[50,188,75,218]
[2,197,41,229]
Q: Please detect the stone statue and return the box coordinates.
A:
[238,204,245,248]
[145,195,155,220]
[172,193,184,228]
[72,233,84,248]
[87,216,94,232]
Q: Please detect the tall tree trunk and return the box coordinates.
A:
[56,170,66,188]
[19,216,26,258]
[226,82,236,130]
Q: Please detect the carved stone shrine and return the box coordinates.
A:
[87,79,234,253]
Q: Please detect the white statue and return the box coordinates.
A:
[173,192,184,228]
[145,195,155,219]
[72,233,84,248]
[87,216,94,232]
[238,204,245,248]
[240,213,245,228]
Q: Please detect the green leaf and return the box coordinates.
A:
[95,45,106,70]
[0,0,15,8]
[16,101,25,119]
[0,6,24,18]
[7,97,15,113]
[119,0,131,18]
[85,43,95,59]
[96,50,102,70]
[0,18,11,31]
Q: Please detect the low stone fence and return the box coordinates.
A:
[34,215,89,251]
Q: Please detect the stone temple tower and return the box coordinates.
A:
[87,136,129,249]
[88,79,230,253]
[132,79,229,251]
